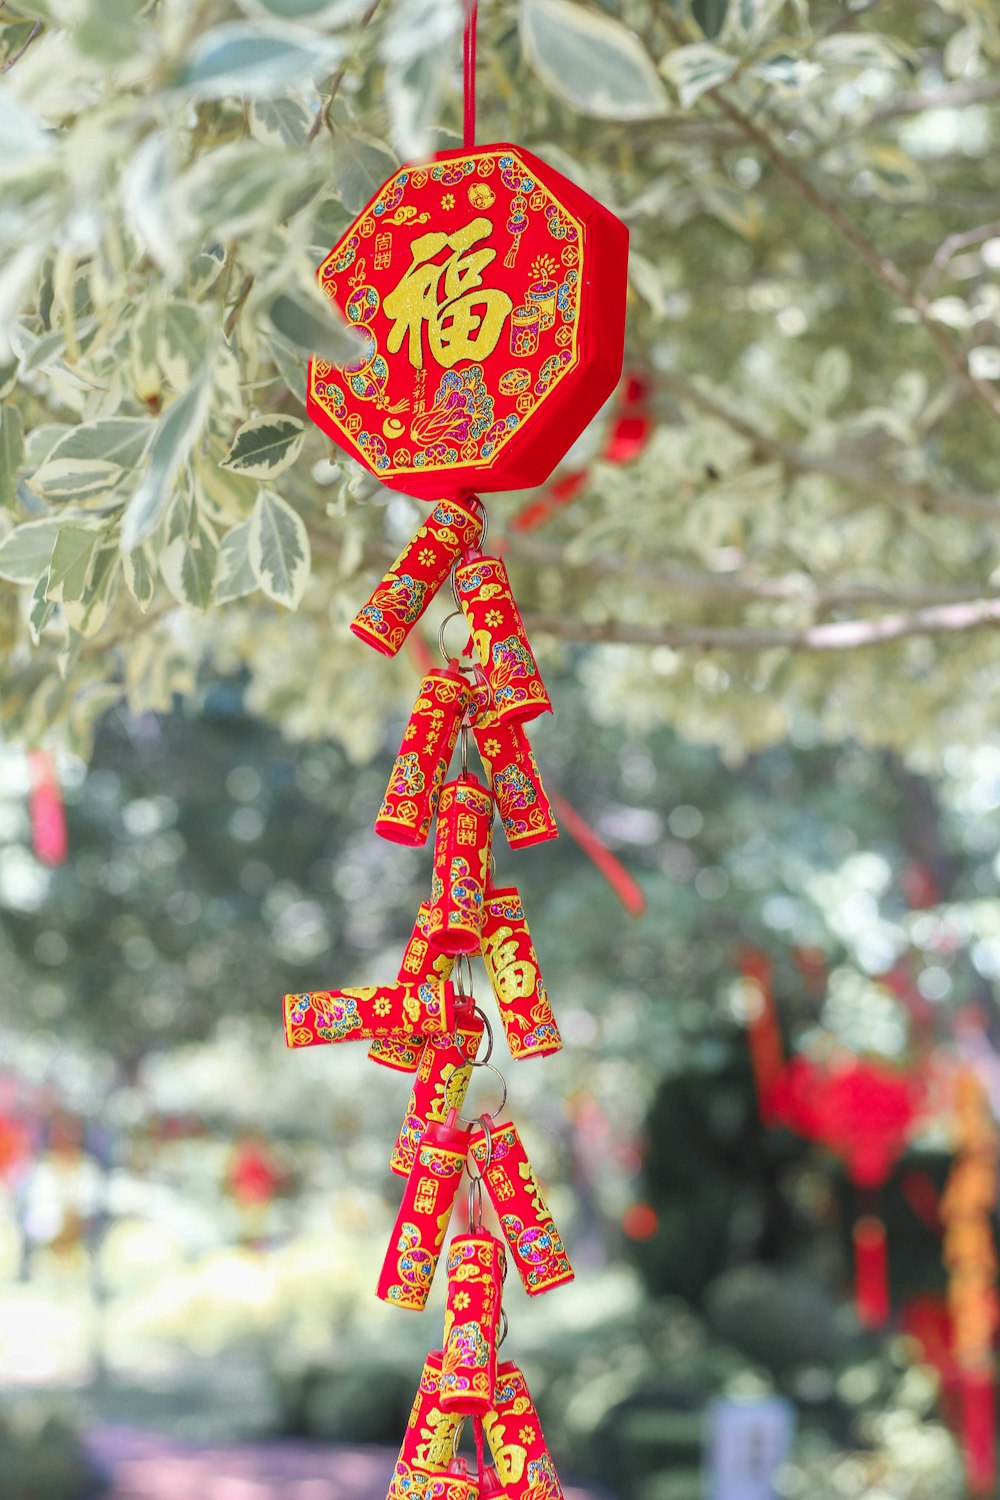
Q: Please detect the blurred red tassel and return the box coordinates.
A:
[854,1214,890,1328]
[739,948,784,1122]
[549,791,646,917]
[962,1367,997,1498]
[28,751,67,867]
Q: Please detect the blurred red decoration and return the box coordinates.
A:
[28,750,68,867]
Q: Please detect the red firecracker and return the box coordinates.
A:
[376,666,473,845]
[378,1115,470,1311]
[353,499,484,656]
[392,1003,485,1176]
[470,1122,573,1295]
[427,775,494,954]
[284,980,454,1048]
[472,691,557,849]
[485,1362,564,1500]
[396,1350,466,1474]
[480,887,561,1059]
[455,554,551,725]
[370,901,457,1071]
[440,1232,506,1414]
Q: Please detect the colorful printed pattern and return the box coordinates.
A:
[391,1006,484,1177]
[485,1362,565,1500]
[426,776,494,955]
[377,1125,469,1311]
[309,147,585,487]
[370,902,457,1071]
[470,1123,574,1296]
[402,1351,466,1473]
[480,888,562,1060]
[376,669,473,846]
[283,980,453,1048]
[440,1233,506,1415]
[454,556,551,726]
[472,703,558,849]
[352,500,483,656]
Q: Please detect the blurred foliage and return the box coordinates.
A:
[0,1,1000,760]
[0,1404,101,1500]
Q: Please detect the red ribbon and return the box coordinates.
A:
[463,0,478,151]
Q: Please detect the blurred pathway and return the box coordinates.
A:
[85,1427,604,1500]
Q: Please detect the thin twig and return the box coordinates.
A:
[918,222,1000,299]
[1,19,42,73]
[521,599,1000,656]
[223,272,255,340]
[307,0,383,144]
[874,77,1000,121]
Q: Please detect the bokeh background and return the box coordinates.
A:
[3,0,1000,1496]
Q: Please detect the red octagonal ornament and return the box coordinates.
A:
[307,143,628,500]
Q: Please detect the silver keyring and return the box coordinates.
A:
[468,1174,484,1233]
[497,1308,509,1347]
[458,1061,507,1127]
[469,1005,494,1067]
[466,1112,493,1183]
[437,608,475,667]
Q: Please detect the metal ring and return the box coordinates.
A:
[468,494,489,551]
[470,1005,494,1067]
[497,1308,509,1348]
[455,954,476,1004]
[458,1061,507,1128]
[438,609,474,666]
[468,1174,484,1234]
[461,723,469,777]
[466,1112,493,1183]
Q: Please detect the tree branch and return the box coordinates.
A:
[657,372,1000,522]
[661,17,1000,428]
[307,0,382,143]
[521,599,1000,655]
[1,19,41,73]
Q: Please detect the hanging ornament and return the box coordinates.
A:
[283,4,631,1495]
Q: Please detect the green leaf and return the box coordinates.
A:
[39,418,152,469]
[177,24,344,101]
[862,146,927,203]
[215,518,259,604]
[692,0,729,40]
[158,301,208,391]
[328,129,397,216]
[242,0,368,17]
[661,43,737,108]
[248,489,310,608]
[0,406,25,510]
[520,0,669,120]
[158,498,219,611]
[813,33,909,71]
[64,543,120,638]
[266,288,366,363]
[45,524,102,604]
[30,458,123,502]
[121,377,210,553]
[0,518,60,583]
[249,97,314,150]
[220,415,305,479]
[122,543,156,610]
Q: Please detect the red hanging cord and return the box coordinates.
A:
[463,0,478,151]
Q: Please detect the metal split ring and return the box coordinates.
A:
[497,1308,509,1348]
[437,608,475,667]
[470,1004,493,1067]
[458,1061,507,1127]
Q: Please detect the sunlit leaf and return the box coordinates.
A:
[220,415,305,479]
[248,488,310,608]
[520,0,669,120]
[121,377,211,553]
[177,24,345,101]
